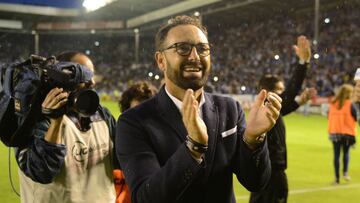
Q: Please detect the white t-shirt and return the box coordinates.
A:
[19,115,116,203]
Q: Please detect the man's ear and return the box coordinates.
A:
[155,51,165,72]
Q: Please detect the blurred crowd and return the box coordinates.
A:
[208,3,359,96]
[0,3,359,97]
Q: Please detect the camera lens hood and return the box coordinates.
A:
[73,89,99,117]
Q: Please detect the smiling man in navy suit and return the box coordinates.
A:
[115,15,282,203]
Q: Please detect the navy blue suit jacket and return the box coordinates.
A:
[116,86,271,203]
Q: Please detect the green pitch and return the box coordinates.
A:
[0,101,359,202]
[234,113,360,202]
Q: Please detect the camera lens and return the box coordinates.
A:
[73,89,99,117]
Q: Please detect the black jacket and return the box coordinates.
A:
[116,86,271,203]
[267,63,308,170]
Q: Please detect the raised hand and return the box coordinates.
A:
[297,87,317,105]
[244,90,282,148]
[293,35,311,62]
[181,89,208,145]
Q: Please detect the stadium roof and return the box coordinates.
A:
[0,0,224,31]
[0,0,216,21]
[0,0,355,32]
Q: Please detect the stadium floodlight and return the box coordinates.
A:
[194,11,200,17]
[241,86,246,91]
[314,53,320,59]
[85,50,91,55]
[94,41,100,46]
[155,75,160,80]
[83,0,115,12]
[213,76,218,82]
[148,72,153,77]
[324,18,330,24]
[274,55,280,60]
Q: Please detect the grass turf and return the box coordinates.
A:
[0,101,359,202]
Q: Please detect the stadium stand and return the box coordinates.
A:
[0,0,359,98]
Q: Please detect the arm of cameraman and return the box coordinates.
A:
[44,117,63,144]
[15,117,67,184]
[15,87,68,184]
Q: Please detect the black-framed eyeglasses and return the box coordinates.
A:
[161,42,211,57]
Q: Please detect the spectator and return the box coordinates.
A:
[328,84,359,184]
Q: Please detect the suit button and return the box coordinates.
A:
[255,157,260,167]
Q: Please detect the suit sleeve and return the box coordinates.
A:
[281,63,308,116]
[100,106,119,168]
[116,114,204,203]
[231,102,271,192]
[15,118,66,184]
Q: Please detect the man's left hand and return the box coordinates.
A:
[297,87,317,106]
[244,90,282,149]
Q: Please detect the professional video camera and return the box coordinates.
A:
[0,55,99,147]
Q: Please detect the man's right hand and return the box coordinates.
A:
[181,89,208,160]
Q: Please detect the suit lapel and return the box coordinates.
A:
[202,93,219,177]
[156,86,187,141]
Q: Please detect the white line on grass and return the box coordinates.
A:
[236,183,360,200]
[289,183,360,194]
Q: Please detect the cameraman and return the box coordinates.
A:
[15,51,116,203]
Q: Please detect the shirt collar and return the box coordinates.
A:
[165,86,205,111]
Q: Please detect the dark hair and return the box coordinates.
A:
[119,81,158,113]
[258,74,281,92]
[56,51,83,61]
[155,15,208,51]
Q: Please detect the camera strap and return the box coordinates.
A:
[67,111,102,132]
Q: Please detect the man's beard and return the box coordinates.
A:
[165,60,210,91]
